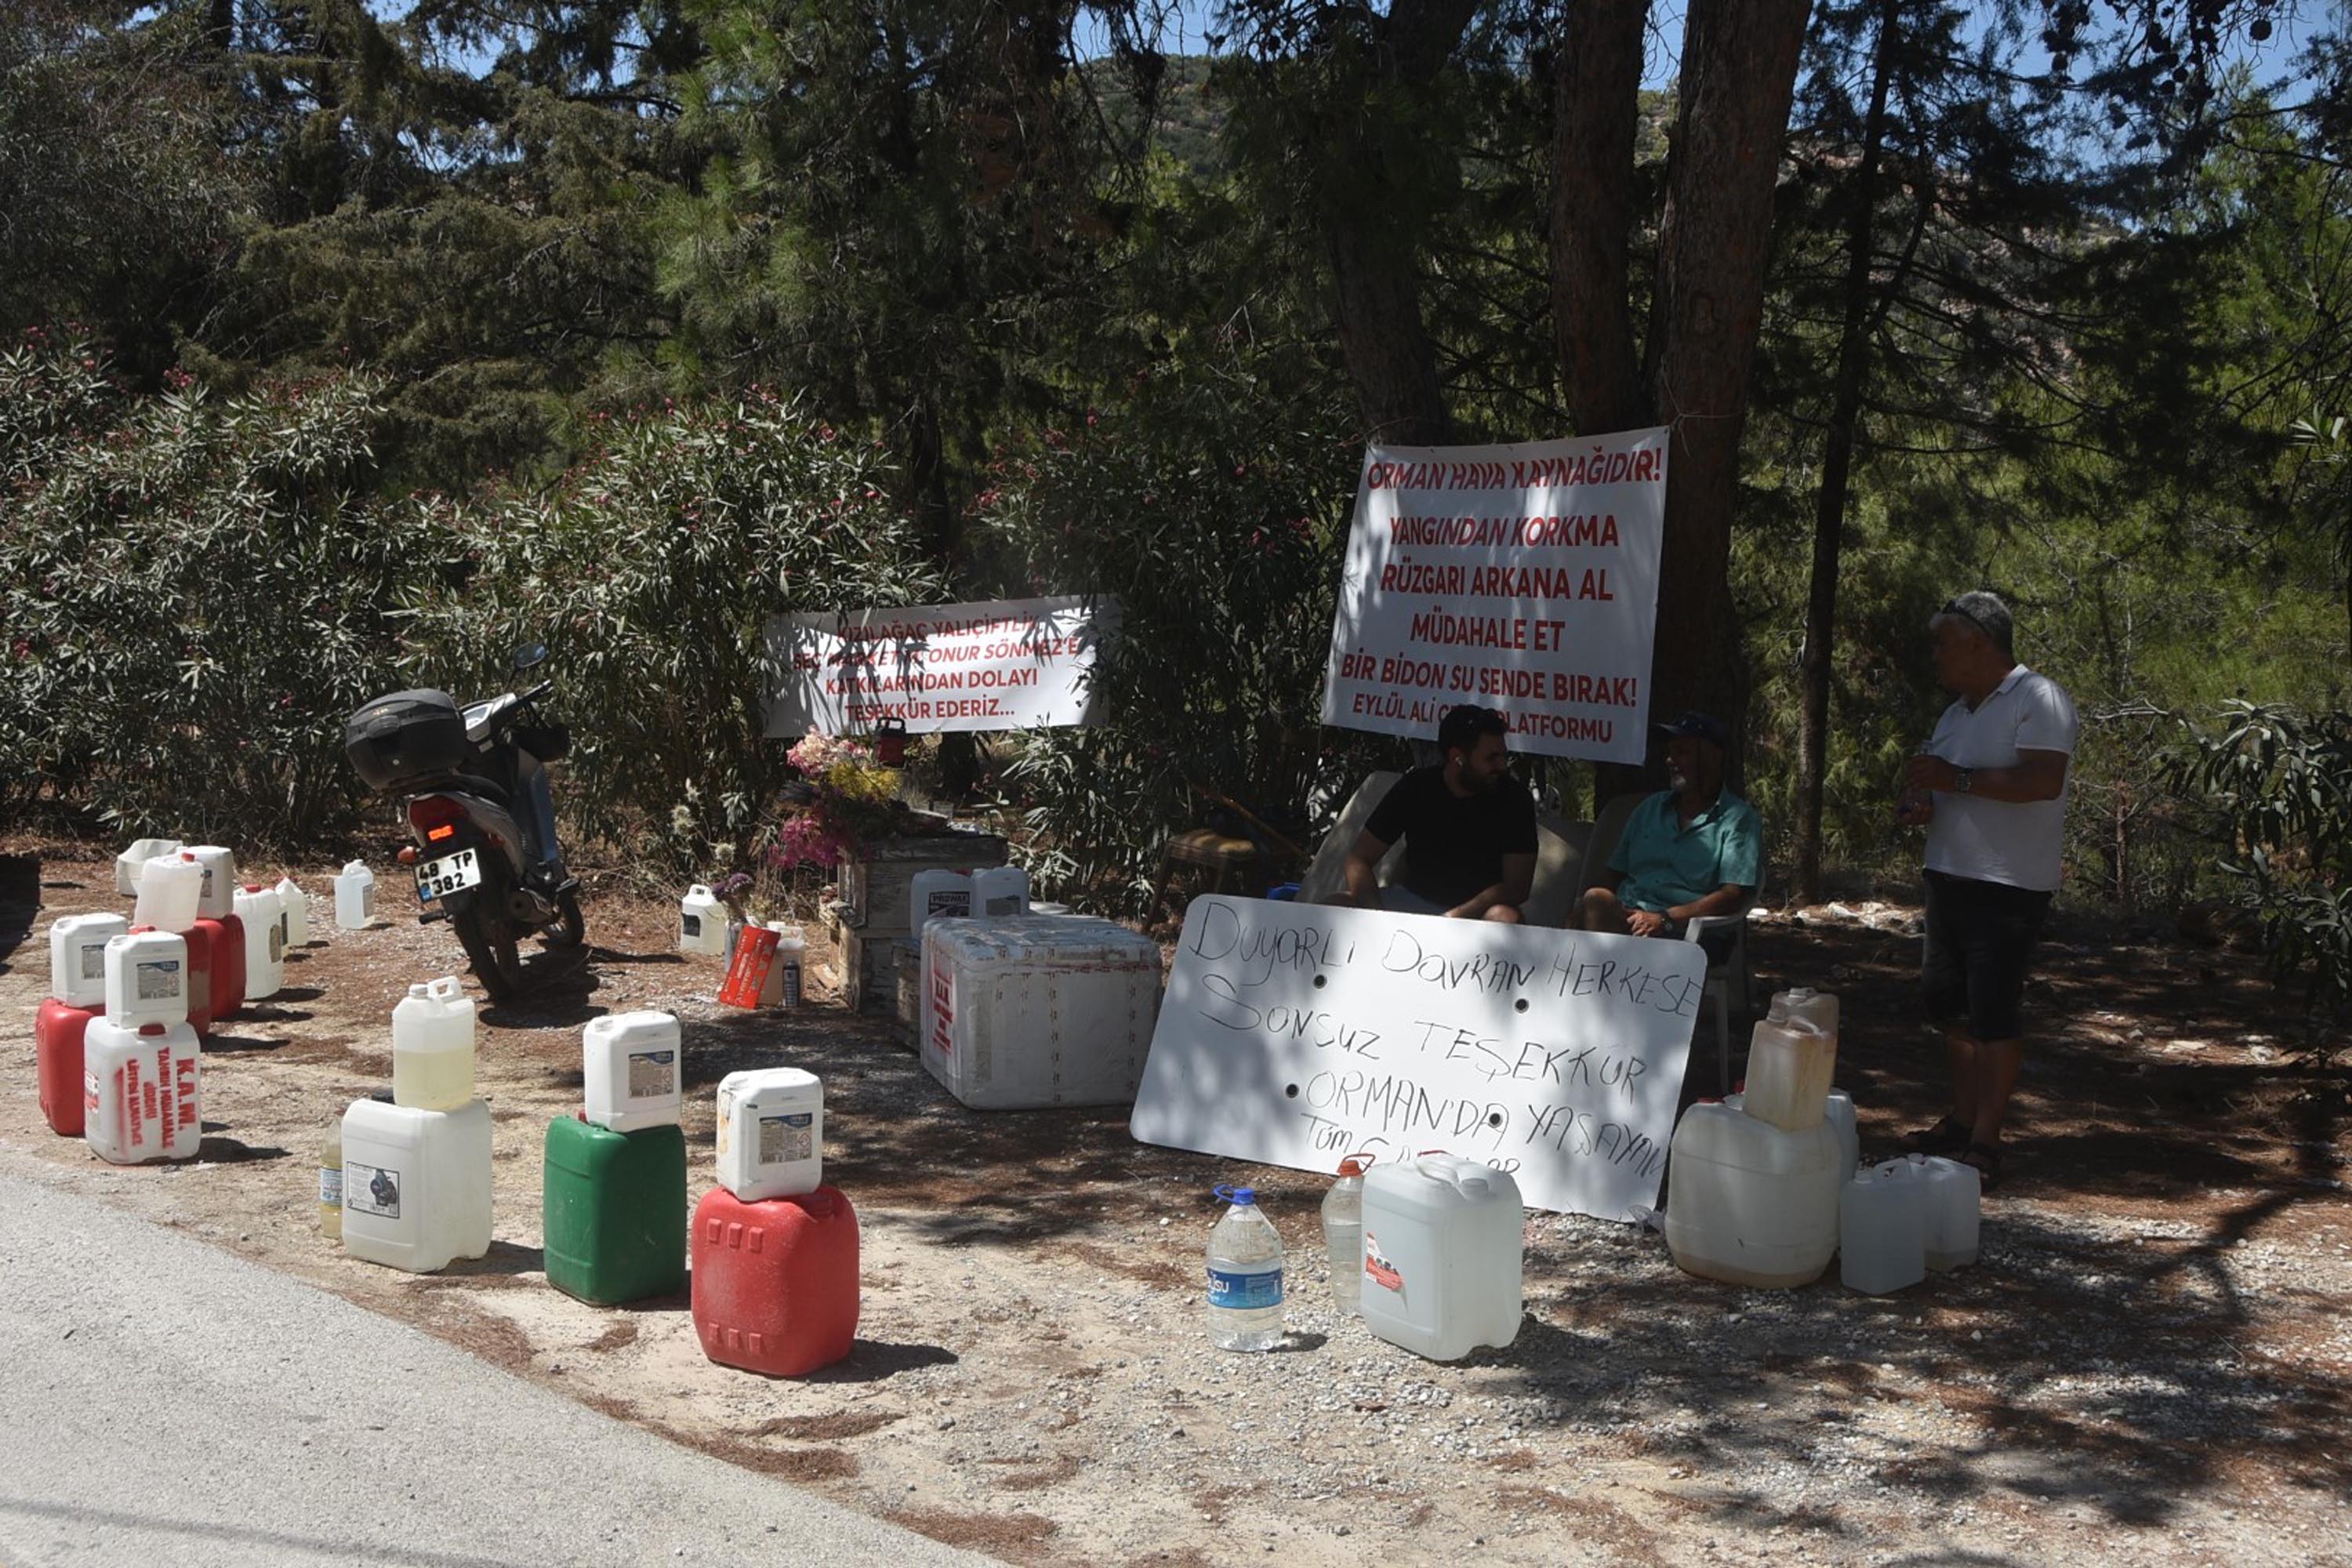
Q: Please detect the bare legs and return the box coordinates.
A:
[1944,1026,2025,1147]
[1576,887,1631,934]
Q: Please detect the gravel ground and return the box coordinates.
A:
[3,845,2349,1566]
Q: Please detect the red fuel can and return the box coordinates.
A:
[36,997,100,1136]
[176,922,216,1037]
[691,1184,858,1377]
[193,913,245,1029]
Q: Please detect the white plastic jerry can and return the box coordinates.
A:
[909,869,975,929]
[131,854,204,933]
[1664,1101,1842,1290]
[82,1018,203,1165]
[49,913,129,1007]
[1920,1155,1981,1271]
[114,837,181,896]
[678,884,729,956]
[183,845,238,920]
[713,1068,823,1201]
[1357,1152,1525,1362]
[233,884,285,1001]
[335,861,376,930]
[339,1097,494,1273]
[1840,1160,1929,1294]
[582,1011,683,1132]
[274,874,310,946]
[391,976,478,1111]
[103,929,191,1027]
[971,865,1030,917]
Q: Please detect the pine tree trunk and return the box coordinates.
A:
[1328,221,1453,445]
[1549,0,1650,438]
[1320,0,1483,448]
[1639,0,1813,783]
[1793,0,1901,906]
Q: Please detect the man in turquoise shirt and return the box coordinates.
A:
[1578,712,1762,943]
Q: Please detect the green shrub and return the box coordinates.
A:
[2167,701,2352,1036]
[0,334,423,843]
[974,370,1389,906]
[396,394,945,873]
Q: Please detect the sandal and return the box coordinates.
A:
[1900,1115,1973,1156]
[1959,1142,2004,1193]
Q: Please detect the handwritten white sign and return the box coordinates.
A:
[764,596,1119,736]
[1129,896,1704,1221]
[1319,429,1669,764]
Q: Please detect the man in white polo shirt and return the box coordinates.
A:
[1894,590,2078,1192]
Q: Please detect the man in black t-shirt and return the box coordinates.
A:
[1339,706,1537,922]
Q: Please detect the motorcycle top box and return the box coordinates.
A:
[345,690,471,791]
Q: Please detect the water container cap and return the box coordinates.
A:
[408,982,430,998]
[242,882,263,893]
[128,924,154,935]
[1214,1185,1256,1207]
[180,850,197,861]
[1784,986,1818,1002]
[343,860,366,874]
[1337,1159,1365,1178]
[139,1022,166,1036]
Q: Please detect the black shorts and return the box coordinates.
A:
[1921,869,2053,1041]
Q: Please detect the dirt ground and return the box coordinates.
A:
[5,841,2350,1566]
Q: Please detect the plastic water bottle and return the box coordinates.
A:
[1206,1185,1285,1352]
[319,1116,343,1240]
[1322,1156,1370,1313]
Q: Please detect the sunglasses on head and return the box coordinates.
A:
[1938,600,1990,638]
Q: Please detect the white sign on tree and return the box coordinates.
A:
[1319,428,1669,765]
[764,595,1119,737]
[1130,896,1704,1221]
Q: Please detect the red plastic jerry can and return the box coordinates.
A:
[176,921,216,1037]
[36,997,100,1136]
[691,1184,859,1377]
[193,913,245,1028]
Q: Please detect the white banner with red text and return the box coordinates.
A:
[764,596,1120,736]
[1319,429,1668,764]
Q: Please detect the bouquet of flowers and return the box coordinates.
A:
[770,730,907,869]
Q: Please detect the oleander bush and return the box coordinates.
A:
[0,332,423,844]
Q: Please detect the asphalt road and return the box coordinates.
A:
[0,1152,986,1568]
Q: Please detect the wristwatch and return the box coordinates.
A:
[1955,768,1975,794]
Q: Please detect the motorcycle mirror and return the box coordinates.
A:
[512,642,548,672]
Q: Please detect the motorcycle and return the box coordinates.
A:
[343,644,583,1000]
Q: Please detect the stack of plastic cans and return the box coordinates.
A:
[693,1068,855,1377]
[543,1011,687,1305]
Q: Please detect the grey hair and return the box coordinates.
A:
[1933,590,2015,659]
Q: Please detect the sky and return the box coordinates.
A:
[366,0,2320,106]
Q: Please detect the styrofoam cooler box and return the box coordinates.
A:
[920,916,1163,1109]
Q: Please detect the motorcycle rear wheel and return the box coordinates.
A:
[453,902,526,1002]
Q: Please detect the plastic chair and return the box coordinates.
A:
[1685,904,1755,1095]
[1576,791,1648,899]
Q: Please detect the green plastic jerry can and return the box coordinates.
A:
[543,1115,688,1305]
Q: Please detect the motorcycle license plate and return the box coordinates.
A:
[415,848,483,903]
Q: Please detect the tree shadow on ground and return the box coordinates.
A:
[1446,911,2351,1527]
[0,851,38,980]
[724,901,2350,1523]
